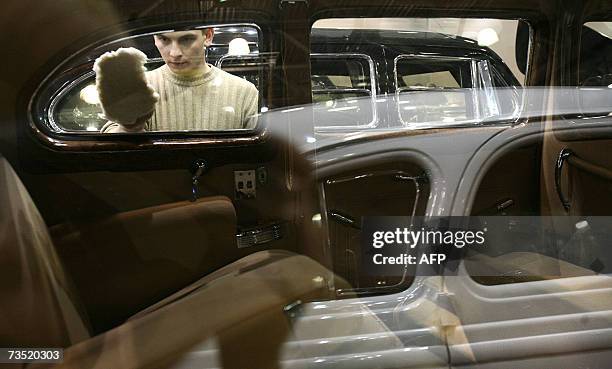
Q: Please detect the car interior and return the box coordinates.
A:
[1,0,612,368]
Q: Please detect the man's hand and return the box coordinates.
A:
[94,47,159,131]
[100,112,151,133]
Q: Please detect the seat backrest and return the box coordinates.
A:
[52,195,240,333]
[0,157,90,347]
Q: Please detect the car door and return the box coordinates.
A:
[443,8,612,369]
[5,2,324,335]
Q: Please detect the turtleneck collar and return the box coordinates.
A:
[160,64,217,86]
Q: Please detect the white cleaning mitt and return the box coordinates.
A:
[94,47,159,128]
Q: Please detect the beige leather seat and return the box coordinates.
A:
[0,157,90,347]
[51,194,241,332]
[0,157,336,368]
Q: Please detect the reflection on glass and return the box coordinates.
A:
[79,84,100,105]
[52,25,261,133]
[579,22,612,117]
[399,90,469,125]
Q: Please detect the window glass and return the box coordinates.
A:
[396,57,473,126]
[216,54,275,94]
[580,22,612,86]
[312,57,372,90]
[577,22,612,117]
[311,54,376,129]
[311,17,526,130]
[323,165,429,298]
[47,25,262,133]
[401,71,461,89]
[396,59,469,90]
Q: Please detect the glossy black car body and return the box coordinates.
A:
[311,28,520,92]
[309,28,522,130]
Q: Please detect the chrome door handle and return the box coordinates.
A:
[190,159,207,202]
[328,210,361,230]
[555,148,573,211]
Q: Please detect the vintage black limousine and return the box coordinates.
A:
[2,0,612,368]
[308,28,521,129]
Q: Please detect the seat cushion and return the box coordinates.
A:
[32,250,336,369]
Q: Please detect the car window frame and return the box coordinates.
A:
[49,23,264,134]
[27,21,279,151]
[394,54,481,128]
[310,52,379,131]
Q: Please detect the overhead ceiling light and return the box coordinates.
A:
[228,37,250,55]
[477,28,499,47]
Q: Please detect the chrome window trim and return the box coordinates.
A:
[214,51,278,78]
[524,20,533,85]
[489,63,523,123]
[310,52,379,131]
[215,53,275,67]
[477,59,499,118]
[46,71,95,134]
[470,58,482,120]
[46,60,166,134]
[215,52,277,114]
[93,23,262,53]
[394,54,484,129]
[393,54,476,91]
[320,169,426,297]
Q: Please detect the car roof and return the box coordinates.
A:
[311,27,484,49]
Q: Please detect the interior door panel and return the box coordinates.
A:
[449,121,612,368]
[322,162,429,296]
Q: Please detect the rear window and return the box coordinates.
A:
[574,21,612,118]
[311,54,376,129]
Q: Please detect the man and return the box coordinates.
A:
[98,28,259,133]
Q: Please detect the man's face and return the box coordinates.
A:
[154,29,213,75]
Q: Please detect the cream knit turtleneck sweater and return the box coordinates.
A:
[144,64,259,131]
[101,64,259,133]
